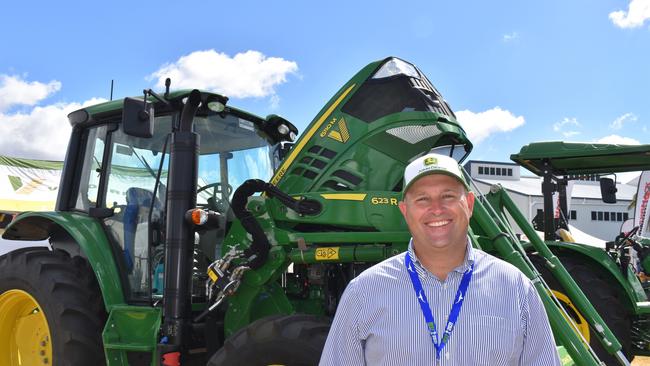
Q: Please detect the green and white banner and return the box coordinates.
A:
[0,156,62,212]
[0,155,215,214]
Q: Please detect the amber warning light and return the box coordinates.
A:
[185,208,221,229]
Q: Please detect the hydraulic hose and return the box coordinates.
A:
[231,179,321,269]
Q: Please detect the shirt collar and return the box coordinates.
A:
[407,236,475,276]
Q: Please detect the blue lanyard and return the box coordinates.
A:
[404,252,474,360]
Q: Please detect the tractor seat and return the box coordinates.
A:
[123,187,163,271]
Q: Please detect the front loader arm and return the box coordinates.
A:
[472,185,627,365]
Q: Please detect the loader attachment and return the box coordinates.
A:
[470,182,629,365]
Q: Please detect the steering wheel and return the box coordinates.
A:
[197,182,233,212]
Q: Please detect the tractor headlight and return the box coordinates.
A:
[277,124,290,135]
[277,124,297,142]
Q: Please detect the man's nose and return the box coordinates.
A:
[426,198,445,214]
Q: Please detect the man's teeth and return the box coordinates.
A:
[427,220,450,227]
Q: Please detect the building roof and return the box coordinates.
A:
[471,176,540,196]
[471,175,636,201]
[464,160,518,168]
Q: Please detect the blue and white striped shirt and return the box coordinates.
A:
[320,241,561,366]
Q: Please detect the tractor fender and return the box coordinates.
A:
[546,241,646,312]
[2,211,125,310]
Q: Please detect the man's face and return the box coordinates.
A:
[399,174,475,254]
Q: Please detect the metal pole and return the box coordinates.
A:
[558,178,569,230]
[542,160,556,241]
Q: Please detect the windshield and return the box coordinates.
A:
[96,112,276,208]
[105,118,171,207]
[194,112,276,207]
[341,58,455,123]
[429,144,470,163]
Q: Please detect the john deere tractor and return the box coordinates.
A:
[0,57,644,365]
[510,141,650,363]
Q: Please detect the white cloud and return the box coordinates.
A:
[595,134,640,145]
[609,0,650,28]
[553,117,579,131]
[552,117,581,138]
[455,107,525,144]
[0,75,61,112]
[0,97,106,160]
[610,112,637,130]
[502,32,519,42]
[269,94,281,110]
[149,50,298,100]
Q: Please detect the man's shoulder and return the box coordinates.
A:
[473,248,529,281]
[351,252,407,287]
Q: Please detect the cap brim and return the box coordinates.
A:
[402,169,469,197]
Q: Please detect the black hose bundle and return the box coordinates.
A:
[231,179,321,269]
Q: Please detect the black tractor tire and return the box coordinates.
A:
[0,247,107,366]
[531,253,633,364]
[208,314,331,366]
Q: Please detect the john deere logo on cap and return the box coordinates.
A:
[424,157,437,166]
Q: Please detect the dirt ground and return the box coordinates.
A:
[634,356,650,365]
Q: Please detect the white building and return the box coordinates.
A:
[464,160,636,241]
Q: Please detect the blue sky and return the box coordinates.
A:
[1,0,649,178]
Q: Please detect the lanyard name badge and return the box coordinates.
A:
[404,252,474,360]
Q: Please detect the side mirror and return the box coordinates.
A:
[122,97,154,138]
[620,218,634,234]
[600,177,617,204]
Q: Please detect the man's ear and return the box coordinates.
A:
[466,191,475,215]
[398,200,407,218]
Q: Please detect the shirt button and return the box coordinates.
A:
[445,352,450,360]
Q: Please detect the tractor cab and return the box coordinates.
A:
[56,89,296,303]
[511,141,650,241]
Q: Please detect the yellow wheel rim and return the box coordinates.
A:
[552,290,590,343]
[0,289,53,365]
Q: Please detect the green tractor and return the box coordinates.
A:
[510,141,650,362]
[0,57,643,365]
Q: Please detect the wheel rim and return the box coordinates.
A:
[0,289,53,365]
[552,290,590,343]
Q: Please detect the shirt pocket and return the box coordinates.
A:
[466,315,519,366]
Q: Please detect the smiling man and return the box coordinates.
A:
[320,153,560,366]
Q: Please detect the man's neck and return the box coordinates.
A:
[412,243,467,281]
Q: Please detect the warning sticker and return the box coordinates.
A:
[238,118,255,131]
[315,247,340,261]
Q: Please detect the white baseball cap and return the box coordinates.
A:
[402,153,469,195]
